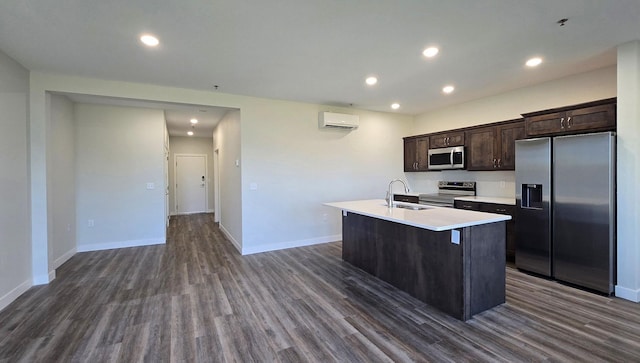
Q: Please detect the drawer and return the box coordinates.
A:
[481,204,515,216]
[393,194,419,204]
[453,200,482,211]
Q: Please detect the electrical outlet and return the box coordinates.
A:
[88,219,94,227]
[451,229,460,244]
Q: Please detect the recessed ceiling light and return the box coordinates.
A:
[442,85,455,94]
[526,57,543,67]
[190,118,198,124]
[422,47,439,58]
[391,103,400,110]
[140,34,159,47]
[365,76,378,86]
[187,131,194,136]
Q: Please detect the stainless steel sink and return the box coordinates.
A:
[392,203,431,210]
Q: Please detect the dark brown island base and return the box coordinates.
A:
[325,199,510,321]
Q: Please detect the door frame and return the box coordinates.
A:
[174,153,208,215]
[214,148,220,223]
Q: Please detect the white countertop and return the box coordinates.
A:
[454,196,516,205]
[324,199,511,232]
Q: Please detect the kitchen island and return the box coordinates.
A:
[324,199,511,321]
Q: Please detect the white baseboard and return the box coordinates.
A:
[0,279,31,312]
[77,238,165,252]
[175,211,212,216]
[615,285,640,302]
[53,247,77,269]
[219,224,242,254]
[241,234,342,255]
[33,272,54,285]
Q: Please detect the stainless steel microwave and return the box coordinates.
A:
[427,146,465,170]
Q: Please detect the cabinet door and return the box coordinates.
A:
[480,203,516,262]
[430,131,465,148]
[497,121,525,170]
[403,138,418,171]
[415,137,430,171]
[446,132,465,146]
[565,104,615,133]
[525,111,564,137]
[466,127,497,171]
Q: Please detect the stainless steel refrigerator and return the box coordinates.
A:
[515,132,616,294]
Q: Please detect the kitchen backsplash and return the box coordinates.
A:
[405,170,516,198]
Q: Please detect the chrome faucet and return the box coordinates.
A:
[387,179,409,207]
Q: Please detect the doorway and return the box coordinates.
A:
[175,154,208,214]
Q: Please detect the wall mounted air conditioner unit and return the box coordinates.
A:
[318,112,359,129]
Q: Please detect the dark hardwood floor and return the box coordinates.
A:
[1,213,639,362]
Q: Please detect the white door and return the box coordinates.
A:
[175,154,207,214]
[165,147,170,226]
[214,149,220,222]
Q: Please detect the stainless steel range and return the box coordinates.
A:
[419,181,476,208]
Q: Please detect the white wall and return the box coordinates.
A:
[213,110,242,251]
[28,72,411,257]
[0,50,31,311]
[168,136,215,215]
[616,41,640,302]
[409,66,618,197]
[75,104,166,251]
[48,94,76,269]
[241,99,412,254]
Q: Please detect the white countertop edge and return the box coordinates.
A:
[324,199,511,232]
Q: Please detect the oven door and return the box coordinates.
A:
[428,146,464,170]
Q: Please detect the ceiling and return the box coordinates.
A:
[1,1,639,120]
[64,93,233,138]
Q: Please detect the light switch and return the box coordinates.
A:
[451,229,460,244]
[249,183,258,190]
[235,159,240,167]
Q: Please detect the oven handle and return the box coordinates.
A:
[419,200,454,208]
[450,149,454,166]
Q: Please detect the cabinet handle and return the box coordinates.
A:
[493,158,498,168]
[414,162,418,170]
[560,117,565,129]
[567,116,572,128]
[497,158,502,168]
[462,205,473,209]
[496,208,507,213]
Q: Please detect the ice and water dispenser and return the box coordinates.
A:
[521,184,543,209]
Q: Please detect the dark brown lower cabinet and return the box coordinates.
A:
[454,200,516,262]
[341,212,505,321]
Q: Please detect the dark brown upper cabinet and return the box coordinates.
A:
[429,131,465,148]
[523,98,616,137]
[466,119,525,171]
[403,136,430,172]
